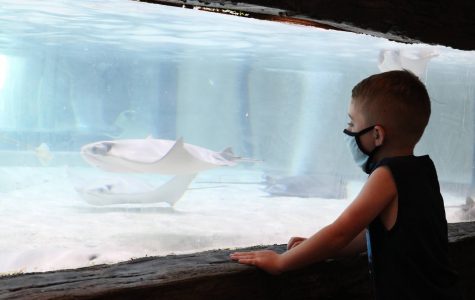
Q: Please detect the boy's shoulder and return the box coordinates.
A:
[372,155,438,185]
[372,155,439,192]
[375,154,432,170]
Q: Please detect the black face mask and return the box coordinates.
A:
[343,125,380,174]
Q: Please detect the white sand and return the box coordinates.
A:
[0,165,467,275]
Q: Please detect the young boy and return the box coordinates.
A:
[231,70,463,299]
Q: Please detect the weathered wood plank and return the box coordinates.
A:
[1,222,474,300]
[135,0,475,50]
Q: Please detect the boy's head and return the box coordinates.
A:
[351,70,431,148]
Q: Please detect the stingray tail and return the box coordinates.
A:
[156,173,197,206]
[220,147,261,163]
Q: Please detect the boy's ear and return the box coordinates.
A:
[374,125,385,146]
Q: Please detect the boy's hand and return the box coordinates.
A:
[287,236,307,250]
[230,250,284,275]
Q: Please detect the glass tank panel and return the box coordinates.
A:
[0,0,474,273]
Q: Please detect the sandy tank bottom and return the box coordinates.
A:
[0,165,468,274]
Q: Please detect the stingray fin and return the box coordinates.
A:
[220,147,261,163]
[161,137,187,159]
[466,197,474,206]
[115,137,187,166]
[74,173,196,206]
[142,136,211,174]
[158,137,186,159]
[220,147,234,160]
[221,147,233,154]
[175,136,184,145]
[155,173,197,206]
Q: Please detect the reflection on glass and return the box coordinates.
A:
[0,0,474,273]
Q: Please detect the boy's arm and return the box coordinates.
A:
[230,166,396,274]
[289,230,366,257]
[332,229,366,257]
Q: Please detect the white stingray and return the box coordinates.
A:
[81,137,248,175]
[72,173,196,206]
[378,48,438,78]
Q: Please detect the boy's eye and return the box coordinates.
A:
[347,122,353,127]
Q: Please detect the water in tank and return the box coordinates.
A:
[0,0,474,273]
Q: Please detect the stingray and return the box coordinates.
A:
[35,143,53,166]
[72,173,196,206]
[81,137,250,175]
[263,174,346,199]
[445,197,475,223]
[378,48,438,79]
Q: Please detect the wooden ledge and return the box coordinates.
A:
[1,222,474,300]
[135,0,475,50]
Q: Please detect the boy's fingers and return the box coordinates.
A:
[290,241,304,249]
[287,238,296,250]
[230,252,256,260]
[287,237,305,250]
[237,258,256,265]
[231,251,251,256]
[287,237,300,250]
[230,251,253,257]
[230,252,259,266]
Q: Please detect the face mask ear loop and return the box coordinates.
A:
[355,135,371,156]
[364,124,385,173]
[364,146,381,174]
[364,151,373,174]
[344,126,375,156]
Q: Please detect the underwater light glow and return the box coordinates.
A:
[0,55,7,90]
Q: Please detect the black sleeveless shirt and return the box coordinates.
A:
[368,155,463,300]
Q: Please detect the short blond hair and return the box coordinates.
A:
[352,70,431,147]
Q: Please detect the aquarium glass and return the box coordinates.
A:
[0,0,474,273]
